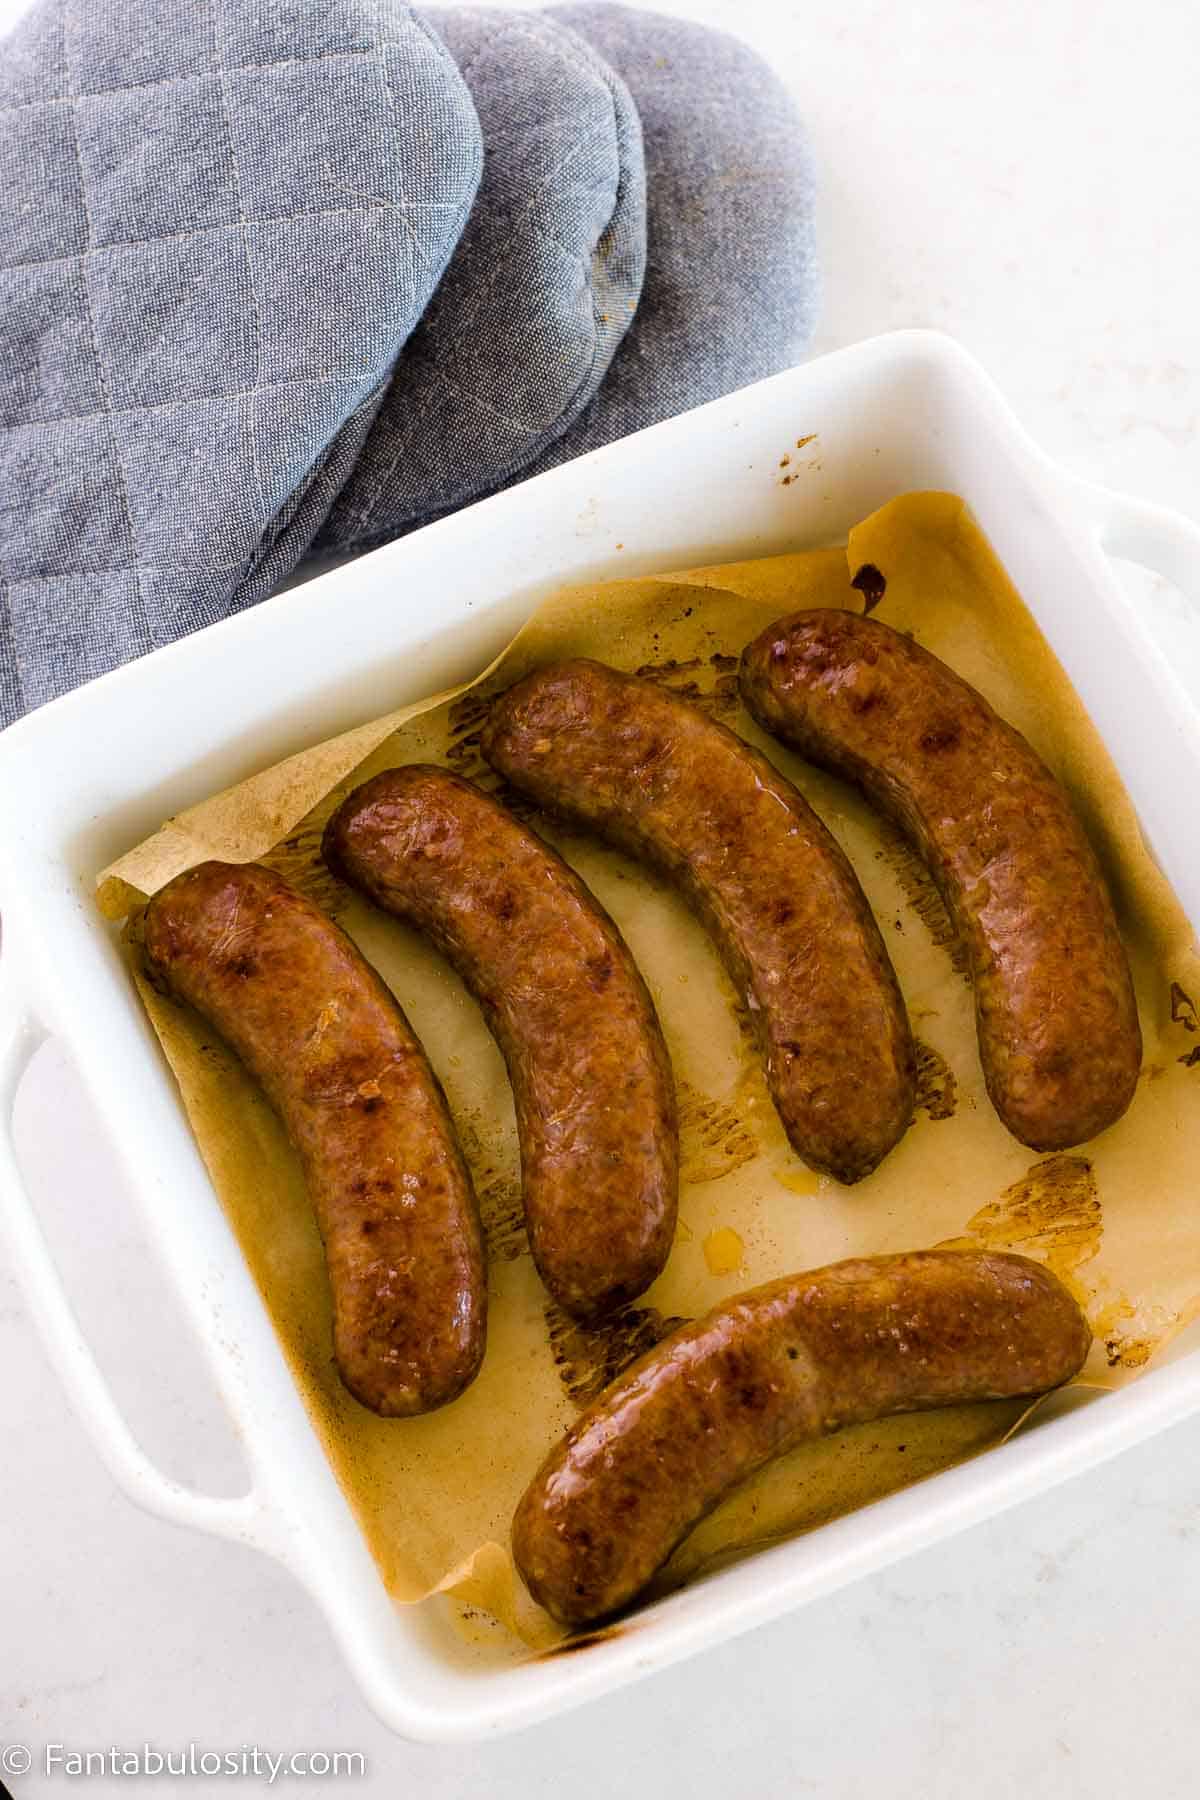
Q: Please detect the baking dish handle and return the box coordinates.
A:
[1067,475,1200,605]
[0,974,271,1550]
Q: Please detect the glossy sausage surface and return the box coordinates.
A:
[481,658,915,1184]
[324,766,678,1318]
[142,860,486,1416]
[740,610,1141,1149]
[513,1248,1091,1625]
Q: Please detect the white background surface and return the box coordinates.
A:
[3,0,1200,1793]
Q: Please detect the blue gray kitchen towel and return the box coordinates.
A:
[0,0,818,724]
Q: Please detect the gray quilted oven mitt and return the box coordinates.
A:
[0,0,482,722]
[318,4,646,555]
[528,2,820,472]
[358,0,820,539]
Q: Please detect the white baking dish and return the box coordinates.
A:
[4,330,1200,1742]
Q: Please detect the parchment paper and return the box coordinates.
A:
[99,494,1200,1649]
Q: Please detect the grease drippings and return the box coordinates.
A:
[773,1162,822,1196]
[476,1176,527,1263]
[260,813,342,910]
[634,652,741,724]
[1169,979,1200,1068]
[874,821,970,976]
[444,692,536,819]
[455,1115,528,1263]
[703,1226,746,1276]
[1170,980,1198,1034]
[944,1153,1102,1287]
[547,1301,689,1407]
[1091,1296,1158,1370]
[913,1039,958,1122]
[850,562,887,614]
[678,1078,758,1183]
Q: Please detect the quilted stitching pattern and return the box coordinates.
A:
[317,4,646,553]
[526,3,819,471]
[0,0,483,720]
[341,2,821,544]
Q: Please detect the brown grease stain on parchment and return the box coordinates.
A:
[546,1301,690,1408]
[874,824,971,978]
[100,496,1200,1653]
[941,1155,1103,1291]
[850,561,887,614]
[939,1145,1194,1374]
[632,651,742,723]
[702,1226,746,1276]
[913,1040,958,1121]
[1086,1287,1200,1371]
[455,1114,528,1265]
[678,1078,759,1183]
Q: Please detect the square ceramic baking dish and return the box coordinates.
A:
[4,331,1200,1742]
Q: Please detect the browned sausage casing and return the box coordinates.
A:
[480,658,915,1185]
[513,1248,1091,1626]
[323,766,678,1318]
[740,610,1142,1150]
[142,860,486,1416]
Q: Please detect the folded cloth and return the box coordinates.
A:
[504,2,819,478]
[0,0,482,722]
[316,5,645,555]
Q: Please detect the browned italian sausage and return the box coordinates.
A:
[513,1248,1091,1626]
[739,610,1142,1150]
[480,658,915,1184]
[142,860,486,1416]
[323,766,678,1318]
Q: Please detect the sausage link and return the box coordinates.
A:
[740,610,1142,1150]
[323,766,678,1318]
[142,860,486,1416]
[513,1248,1091,1625]
[480,658,915,1184]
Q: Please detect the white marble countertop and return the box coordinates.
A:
[3,0,1199,1792]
